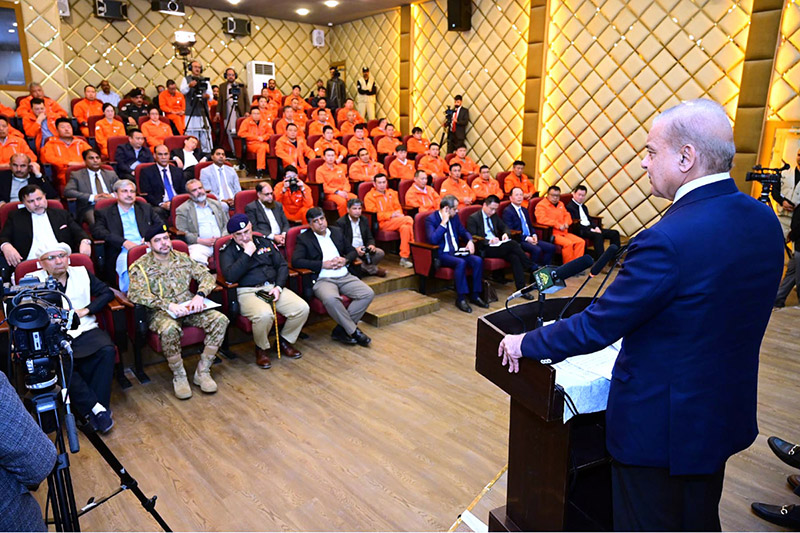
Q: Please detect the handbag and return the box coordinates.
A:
[482,280,498,303]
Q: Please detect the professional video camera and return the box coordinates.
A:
[746,162,788,204]
[443,105,454,124]
[229,81,241,99]
[190,76,210,96]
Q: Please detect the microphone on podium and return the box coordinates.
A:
[556,244,619,321]
[506,255,594,302]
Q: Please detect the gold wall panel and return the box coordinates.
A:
[540,0,753,236]
[411,0,529,174]
[768,0,800,120]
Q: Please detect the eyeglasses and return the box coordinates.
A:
[42,253,68,261]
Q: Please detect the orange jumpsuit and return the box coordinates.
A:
[364,188,413,258]
[347,137,377,162]
[404,185,440,213]
[418,155,449,178]
[339,121,357,136]
[0,136,37,164]
[406,137,430,154]
[274,180,313,223]
[534,200,585,263]
[371,127,400,138]
[141,120,172,148]
[440,177,476,206]
[503,172,537,206]
[275,118,305,138]
[72,99,103,137]
[451,155,479,175]
[158,91,186,134]
[336,108,364,124]
[23,114,59,152]
[266,88,283,103]
[388,158,415,180]
[94,118,126,158]
[472,177,502,200]
[237,116,274,170]
[314,138,347,159]
[349,160,385,182]
[17,96,67,120]
[308,120,340,138]
[283,94,312,111]
[262,100,281,122]
[376,136,401,155]
[8,125,24,139]
[0,103,14,118]
[40,137,91,190]
[318,163,354,216]
[275,135,315,177]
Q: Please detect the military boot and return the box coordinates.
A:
[167,357,192,400]
[192,352,218,393]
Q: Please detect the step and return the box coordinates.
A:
[363,262,418,295]
[362,289,440,327]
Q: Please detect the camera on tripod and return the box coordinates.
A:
[746,163,788,204]
[229,81,241,99]
[191,76,210,96]
[444,105,454,123]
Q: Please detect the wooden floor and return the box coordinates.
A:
[32,262,800,532]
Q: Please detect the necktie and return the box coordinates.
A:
[218,166,232,199]
[452,108,458,132]
[519,207,529,237]
[444,219,456,253]
[162,168,175,200]
[94,172,104,195]
[486,215,494,236]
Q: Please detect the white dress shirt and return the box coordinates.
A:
[672,172,730,204]
[350,217,364,248]
[573,201,591,227]
[314,229,348,278]
[88,169,109,203]
[28,212,59,260]
[195,203,221,239]
[259,202,281,237]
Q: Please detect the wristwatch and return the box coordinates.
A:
[196,291,206,298]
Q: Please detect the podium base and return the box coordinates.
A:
[488,506,521,532]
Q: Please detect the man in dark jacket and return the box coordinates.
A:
[565,185,620,256]
[219,214,308,368]
[170,135,207,182]
[244,181,290,245]
[114,129,153,180]
[0,153,56,204]
[335,198,386,277]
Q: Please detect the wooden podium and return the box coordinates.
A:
[476,297,613,531]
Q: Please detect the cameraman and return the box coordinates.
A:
[179,60,213,152]
[218,67,249,156]
[774,148,800,308]
[31,243,116,433]
[273,166,313,223]
[445,94,469,154]
[326,67,346,113]
[336,198,386,278]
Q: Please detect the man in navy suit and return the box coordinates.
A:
[498,99,785,530]
[138,144,185,219]
[425,194,487,313]
[113,129,153,180]
[502,186,556,268]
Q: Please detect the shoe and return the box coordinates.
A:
[455,299,472,313]
[255,169,265,179]
[351,328,371,347]
[168,360,192,400]
[278,337,302,359]
[399,257,413,269]
[769,436,800,469]
[193,354,218,394]
[237,163,247,171]
[89,410,114,433]
[331,325,357,345]
[374,268,388,277]
[751,502,800,528]
[788,474,800,490]
[470,296,489,309]
[521,292,535,301]
[255,347,272,368]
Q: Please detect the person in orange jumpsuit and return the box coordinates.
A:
[534,185,585,264]
[388,145,415,180]
[289,98,309,130]
[40,118,91,191]
[472,165,503,201]
[370,118,400,138]
[273,165,313,223]
[417,142,449,179]
[265,79,282,104]
[158,80,186,134]
[349,148,386,182]
[503,160,537,207]
[275,123,315,178]
[0,102,14,119]
[283,85,312,111]
[348,124,377,161]
[376,124,401,155]
[0,116,36,165]
[314,125,347,162]
[72,84,103,137]
[24,99,60,152]
[404,170,440,213]
[16,83,67,120]
[450,145,479,175]
[94,103,126,159]
[310,97,329,122]
[440,163,476,206]
[257,96,279,125]
[336,99,364,125]
[141,107,172,149]
[339,110,359,136]
[318,148,354,216]
[364,173,414,268]
[407,127,431,155]
[275,106,305,138]
[308,109,340,137]
[237,106,273,176]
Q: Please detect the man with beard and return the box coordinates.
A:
[244,181,290,245]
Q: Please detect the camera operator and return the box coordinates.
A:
[774,148,800,308]
[335,198,386,278]
[179,60,213,152]
[218,67,249,156]
[0,369,56,531]
[29,243,116,433]
[326,67,346,113]
[273,165,313,223]
[445,94,469,154]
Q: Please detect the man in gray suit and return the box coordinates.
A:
[244,181,290,245]
[218,67,249,154]
[64,148,119,225]
[175,178,229,265]
[199,147,240,207]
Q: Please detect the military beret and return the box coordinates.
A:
[144,223,169,242]
[227,213,250,234]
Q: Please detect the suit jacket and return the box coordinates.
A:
[170,147,207,167]
[199,163,241,200]
[92,201,163,278]
[175,198,229,244]
[425,210,471,254]
[217,81,249,126]
[448,105,469,143]
[0,208,88,260]
[335,214,375,248]
[466,210,508,253]
[520,179,785,475]
[139,164,185,207]
[502,202,534,235]
[244,199,290,238]
[114,143,154,179]
[292,226,357,283]
[0,171,56,203]
[565,199,597,229]
[64,167,119,216]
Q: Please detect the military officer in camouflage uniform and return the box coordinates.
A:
[127,223,229,399]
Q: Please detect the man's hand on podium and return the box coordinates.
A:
[498,334,524,373]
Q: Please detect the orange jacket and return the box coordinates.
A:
[275,118,305,138]
[310,107,328,121]
[404,185,440,212]
[266,88,283,103]
[23,113,59,151]
[440,177,476,205]
[418,155,449,177]
[504,172,536,197]
[317,163,350,195]
[237,116,274,143]
[336,107,364,124]
[283,94,312,110]
[40,137,91,186]
[0,136,37,164]
[17,96,67,120]
[349,160,385,182]
[388,157,415,180]
[94,118,126,158]
[308,120,340,138]
[158,91,186,115]
[377,136,401,155]
[72,99,103,136]
[534,200,571,236]
[371,127,400,138]
[275,135,314,170]
[347,137,377,161]
[274,180,313,215]
[0,103,14,118]
[407,137,430,154]
[451,155,479,175]
[472,177,502,200]
[339,121,357,136]
[364,188,403,222]
[314,138,347,159]
[141,120,172,148]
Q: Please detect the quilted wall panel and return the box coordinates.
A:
[769,0,800,120]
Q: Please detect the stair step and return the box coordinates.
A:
[363,264,418,295]
[363,289,440,327]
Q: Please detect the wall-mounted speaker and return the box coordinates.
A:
[96,0,128,20]
[151,0,185,16]
[447,0,471,31]
[223,17,251,36]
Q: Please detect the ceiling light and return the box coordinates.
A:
[296,8,309,15]
[324,1,338,7]
[327,22,333,26]
[228,0,240,4]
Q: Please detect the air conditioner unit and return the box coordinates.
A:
[224,17,250,37]
[246,61,277,93]
[151,0,184,16]
[96,0,128,20]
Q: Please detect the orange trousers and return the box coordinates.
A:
[284,206,310,223]
[379,215,413,258]
[325,192,357,216]
[553,232,586,264]
[247,141,270,170]
[165,114,185,134]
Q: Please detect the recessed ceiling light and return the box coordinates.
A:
[296,8,309,15]
[228,0,240,4]
[324,1,338,7]
[327,22,333,26]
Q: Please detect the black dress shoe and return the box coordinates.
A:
[351,328,371,347]
[470,296,489,309]
[521,292,535,301]
[769,436,800,469]
[455,299,472,313]
[752,502,800,528]
[789,474,800,490]
[331,325,357,345]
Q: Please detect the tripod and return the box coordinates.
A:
[185,84,214,153]
[218,90,241,153]
[438,110,452,153]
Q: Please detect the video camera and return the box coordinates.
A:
[190,76,210,95]
[444,105,454,124]
[287,175,301,194]
[746,163,788,204]
[229,81,241,99]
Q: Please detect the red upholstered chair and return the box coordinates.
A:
[466,173,480,187]
[15,95,26,108]
[341,134,354,151]
[233,117,251,168]
[193,160,214,181]
[0,200,66,229]
[70,97,82,116]
[445,153,456,164]
[398,179,414,206]
[308,158,334,213]
[496,171,512,195]
[164,135,188,153]
[372,135,384,149]
[528,196,558,255]
[409,211,473,295]
[366,119,380,132]
[457,204,509,277]
[357,181,401,253]
[414,153,426,169]
[133,162,157,198]
[559,192,602,253]
[106,136,129,164]
[266,134,282,178]
[306,134,322,153]
[233,189,257,215]
[88,115,124,140]
[137,115,173,130]
[433,176,447,193]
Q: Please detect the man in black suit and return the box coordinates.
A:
[0,184,90,280]
[138,144,185,219]
[565,185,620,256]
[446,94,469,154]
[466,195,533,296]
[114,129,153,180]
[244,181,290,245]
[218,67,249,152]
[92,178,163,288]
[502,186,556,268]
[64,148,119,226]
[335,198,386,278]
[0,153,56,204]
[292,207,374,346]
[170,135,207,182]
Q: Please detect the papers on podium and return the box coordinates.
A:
[552,337,621,422]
